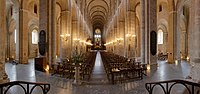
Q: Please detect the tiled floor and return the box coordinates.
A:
[4,52,191,94]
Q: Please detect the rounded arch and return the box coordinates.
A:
[56,3,62,21]
[180,15,186,32]
[71,5,79,20]
[157,21,168,56]
[28,19,39,58]
[158,19,168,32]
[7,18,17,59]
[26,0,39,14]
[175,0,190,60]
[10,0,20,10]
[86,0,109,14]
[8,18,17,34]
[167,0,176,11]
[56,0,70,11]
[157,0,169,13]
[128,0,140,11]
[118,5,125,21]
[135,2,141,23]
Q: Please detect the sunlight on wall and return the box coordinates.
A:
[32,29,38,44]
[157,29,163,44]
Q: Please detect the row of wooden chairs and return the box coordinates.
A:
[101,52,147,84]
[158,53,168,60]
[51,52,97,81]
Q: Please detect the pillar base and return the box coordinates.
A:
[167,62,174,64]
[0,73,9,84]
[19,56,29,64]
[149,63,158,69]
[187,62,200,82]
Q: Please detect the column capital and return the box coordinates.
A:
[169,10,178,14]
[19,9,29,13]
[61,10,70,14]
[127,10,136,12]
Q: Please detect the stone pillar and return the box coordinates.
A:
[112,29,114,53]
[39,0,50,65]
[114,27,117,54]
[0,0,9,83]
[168,10,178,63]
[149,0,157,65]
[60,10,71,59]
[79,18,83,53]
[19,8,29,64]
[119,21,125,56]
[144,0,150,64]
[16,11,20,61]
[67,12,72,57]
[72,20,79,52]
[136,17,141,57]
[50,0,56,65]
[188,0,200,82]
[127,10,136,58]
[141,0,146,63]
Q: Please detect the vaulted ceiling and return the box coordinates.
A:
[83,0,119,32]
[86,0,110,30]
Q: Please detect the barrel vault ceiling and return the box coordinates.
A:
[82,0,119,34]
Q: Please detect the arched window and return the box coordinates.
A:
[159,5,162,12]
[34,4,37,14]
[157,29,163,44]
[32,29,38,44]
[11,6,13,16]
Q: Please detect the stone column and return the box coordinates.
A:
[110,27,114,53]
[141,0,146,63]
[72,20,78,52]
[111,28,114,53]
[114,27,117,54]
[15,10,20,61]
[136,17,141,57]
[127,10,136,58]
[168,10,178,63]
[119,21,125,56]
[60,10,71,59]
[51,0,56,65]
[149,0,157,65]
[145,0,150,64]
[19,8,29,64]
[79,18,83,53]
[0,0,9,83]
[39,0,50,65]
[67,11,72,57]
[188,0,200,82]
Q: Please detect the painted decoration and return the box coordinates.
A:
[38,30,46,56]
[150,31,157,55]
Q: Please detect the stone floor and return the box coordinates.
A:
[4,52,191,94]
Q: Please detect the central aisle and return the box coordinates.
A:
[89,51,108,84]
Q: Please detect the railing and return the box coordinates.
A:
[145,79,200,94]
[0,81,50,94]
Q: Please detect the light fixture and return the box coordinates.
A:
[147,64,150,70]
[60,34,70,41]
[116,38,123,43]
[175,60,178,65]
[186,56,190,61]
[45,65,49,72]
[126,34,131,37]
[73,38,80,42]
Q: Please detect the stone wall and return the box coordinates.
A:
[0,0,9,83]
[187,0,200,82]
